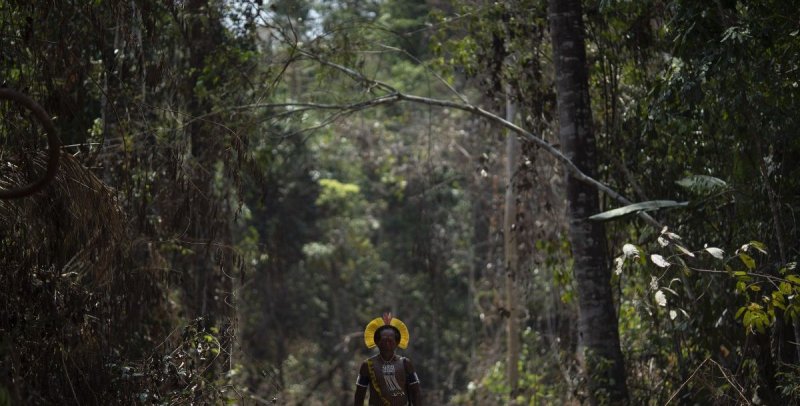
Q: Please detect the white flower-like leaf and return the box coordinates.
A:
[622,244,639,259]
[657,236,669,247]
[651,254,671,268]
[650,276,659,290]
[614,257,624,275]
[655,290,667,307]
[705,247,725,259]
[669,310,677,320]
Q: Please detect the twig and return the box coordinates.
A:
[376,43,470,104]
[708,358,750,404]
[61,351,81,406]
[664,357,709,405]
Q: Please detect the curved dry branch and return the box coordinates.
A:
[0,88,61,199]
[295,50,663,229]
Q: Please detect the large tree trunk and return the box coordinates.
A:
[548,0,628,403]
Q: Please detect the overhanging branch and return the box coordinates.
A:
[192,43,663,229]
[295,49,663,229]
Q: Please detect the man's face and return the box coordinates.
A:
[377,329,397,352]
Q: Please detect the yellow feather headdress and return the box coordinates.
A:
[363,313,410,349]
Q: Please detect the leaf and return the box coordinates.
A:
[622,244,639,259]
[756,318,767,334]
[669,310,678,320]
[674,244,695,257]
[651,254,671,268]
[614,257,624,275]
[773,292,787,310]
[749,240,768,254]
[705,247,725,259]
[655,290,667,307]
[736,281,746,293]
[787,275,800,286]
[675,175,728,193]
[739,253,756,270]
[735,306,746,319]
[588,200,689,222]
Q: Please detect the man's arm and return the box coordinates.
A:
[404,358,422,406]
[354,362,369,406]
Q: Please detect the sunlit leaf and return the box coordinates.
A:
[675,244,695,257]
[655,290,667,307]
[705,247,725,259]
[622,243,639,259]
[675,175,728,193]
[588,200,689,222]
[651,254,671,268]
[614,257,624,275]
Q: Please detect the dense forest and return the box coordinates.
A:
[2,0,800,404]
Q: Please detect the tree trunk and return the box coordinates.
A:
[503,87,520,399]
[548,0,628,403]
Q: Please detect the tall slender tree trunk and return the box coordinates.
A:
[548,0,628,403]
[182,1,234,356]
[503,87,520,399]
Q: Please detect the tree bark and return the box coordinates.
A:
[548,0,628,403]
[503,87,521,399]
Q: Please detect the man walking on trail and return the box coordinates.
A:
[354,313,422,405]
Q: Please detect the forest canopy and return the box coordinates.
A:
[2,0,800,404]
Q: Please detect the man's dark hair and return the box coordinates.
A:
[374,325,401,345]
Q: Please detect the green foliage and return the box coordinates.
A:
[4,0,800,403]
